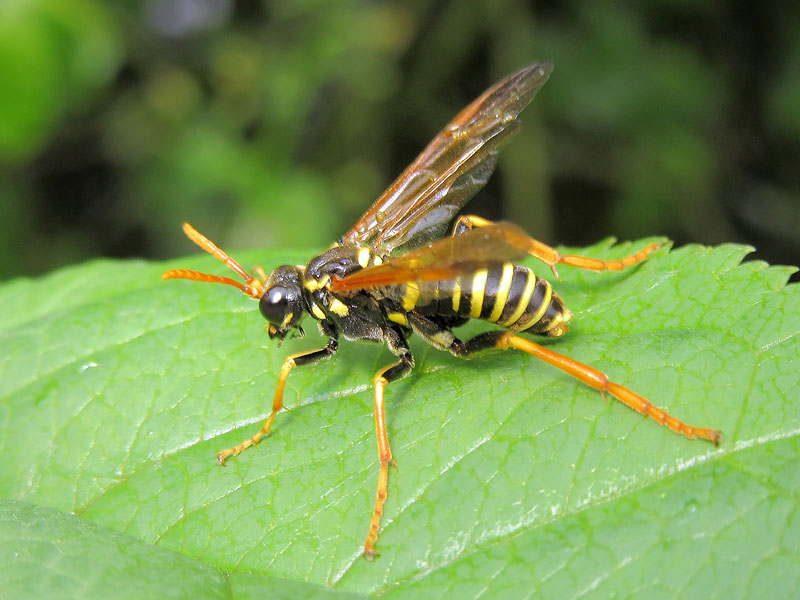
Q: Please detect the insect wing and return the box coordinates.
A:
[341,62,553,254]
[331,222,531,292]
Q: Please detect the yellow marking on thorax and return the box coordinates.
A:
[387,312,408,326]
[470,269,488,318]
[498,270,536,327]
[357,248,371,268]
[402,282,420,311]
[488,263,514,322]
[310,303,326,319]
[452,280,462,312]
[516,280,552,331]
[304,274,330,292]
[329,298,349,316]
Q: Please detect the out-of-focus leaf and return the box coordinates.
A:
[0,0,120,159]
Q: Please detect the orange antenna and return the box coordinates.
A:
[161,223,265,299]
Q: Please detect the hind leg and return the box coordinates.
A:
[451,329,720,444]
[452,215,660,280]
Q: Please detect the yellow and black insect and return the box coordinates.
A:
[163,62,719,558]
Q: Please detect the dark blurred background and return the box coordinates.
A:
[1,0,799,281]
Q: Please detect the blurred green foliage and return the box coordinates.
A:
[0,0,798,280]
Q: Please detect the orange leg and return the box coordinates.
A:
[217,340,338,464]
[453,215,661,280]
[460,331,720,445]
[363,354,412,559]
[254,265,268,284]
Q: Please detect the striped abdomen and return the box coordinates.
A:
[394,262,572,336]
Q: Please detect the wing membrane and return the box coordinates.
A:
[331,222,531,292]
[341,62,553,254]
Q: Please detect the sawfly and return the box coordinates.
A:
[163,62,719,558]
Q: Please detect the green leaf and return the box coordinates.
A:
[0,500,364,600]
[1,241,799,598]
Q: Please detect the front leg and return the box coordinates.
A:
[217,337,339,464]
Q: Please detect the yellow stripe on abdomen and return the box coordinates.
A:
[488,262,514,322]
[452,280,462,313]
[498,270,536,327]
[470,269,488,318]
[402,282,421,310]
[515,280,552,331]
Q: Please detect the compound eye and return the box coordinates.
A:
[259,285,290,325]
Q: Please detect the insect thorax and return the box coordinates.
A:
[300,245,387,341]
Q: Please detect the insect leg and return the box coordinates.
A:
[253,265,268,283]
[452,215,660,280]
[364,329,414,559]
[453,330,720,445]
[217,338,338,464]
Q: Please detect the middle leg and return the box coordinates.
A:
[363,327,414,559]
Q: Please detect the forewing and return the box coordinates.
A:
[330,222,531,292]
[341,62,553,254]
